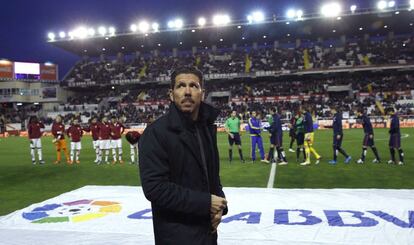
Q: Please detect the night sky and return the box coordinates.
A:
[1,0,367,78]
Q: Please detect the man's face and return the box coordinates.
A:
[102,117,107,123]
[231,111,237,118]
[252,111,257,118]
[92,118,97,124]
[169,73,204,114]
[73,119,79,125]
[55,116,62,123]
[111,118,116,124]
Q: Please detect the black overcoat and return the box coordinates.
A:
[139,102,227,245]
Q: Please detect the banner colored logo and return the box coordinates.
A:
[22,199,121,223]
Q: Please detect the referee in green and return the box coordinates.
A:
[225,110,245,163]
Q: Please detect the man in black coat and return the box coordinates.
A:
[139,66,228,245]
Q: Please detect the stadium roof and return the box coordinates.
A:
[50,9,414,57]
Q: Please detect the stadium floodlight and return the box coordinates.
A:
[321,2,342,17]
[48,32,55,41]
[59,31,66,39]
[350,5,357,13]
[411,0,414,10]
[167,18,184,29]
[68,31,75,39]
[88,28,95,37]
[138,21,149,33]
[212,14,230,26]
[286,9,303,20]
[167,20,175,28]
[198,17,206,26]
[296,10,304,19]
[152,22,159,32]
[74,26,88,39]
[174,19,183,29]
[377,0,387,10]
[108,26,116,36]
[388,1,396,7]
[130,24,137,32]
[247,10,265,24]
[98,26,107,36]
[286,9,296,19]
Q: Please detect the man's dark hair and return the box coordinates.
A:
[170,66,203,89]
[270,107,277,113]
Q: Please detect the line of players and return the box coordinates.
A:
[225,106,405,166]
[27,115,140,165]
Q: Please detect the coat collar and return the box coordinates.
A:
[167,102,219,132]
[167,102,219,180]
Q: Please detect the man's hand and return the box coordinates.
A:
[211,210,223,234]
[336,134,341,140]
[369,134,373,139]
[229,133,234,139]
[211,195,227,214]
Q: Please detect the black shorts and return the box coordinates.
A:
[289,129,296,138]
[296,132,305,145]
[362,134,374,147]
[270,134,282,147]
[389,133,401,148]
[333,134,343,147]
[228,133,242,146]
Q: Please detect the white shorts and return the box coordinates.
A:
[111,139,122,148]
[30,138,42,148]
[130,143,137,150]
[100,139,111,150]
[71,142,82,150]
[93,140,100,150]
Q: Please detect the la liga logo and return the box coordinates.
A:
[22,199,121,223]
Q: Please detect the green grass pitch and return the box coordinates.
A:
[0,128,413,216]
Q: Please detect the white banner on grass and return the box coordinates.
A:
[0,186,413,245]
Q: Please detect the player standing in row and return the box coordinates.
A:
[301,106,321,166]
[98,116,112,164]
[248,111,266,163]
[126,131,141,164]
[225,110,245,163]
[51,115,70,164]
[66,118,83,164]
[356,109,381,164]
[27,116,45,165]
[294,112,306,163]
[266,107,288,165]
[288,115,296,153]
[329,107,352,165]
[85,117,101,164]
[110,116,125,164]
[388,109,404,165]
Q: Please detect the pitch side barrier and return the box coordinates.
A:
[2,116,414,138]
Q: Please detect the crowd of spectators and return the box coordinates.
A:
[3,35,414,126]
[64,35,414,86]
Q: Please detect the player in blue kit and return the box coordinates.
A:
[329,107,352,165]
[266,107,288,165]
[387,108,404,165]
[356,109,381,164]
[248,111,266,163]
